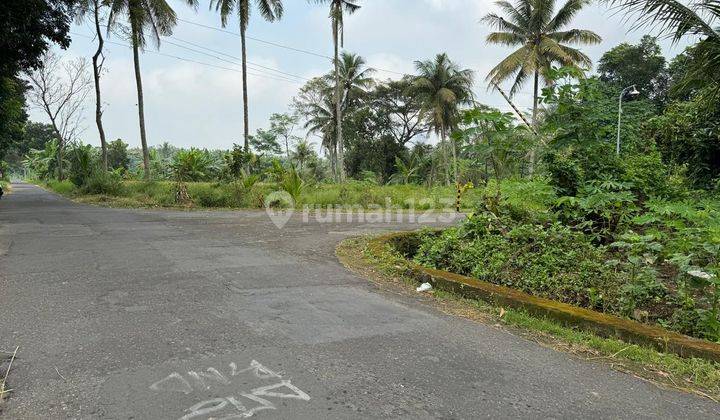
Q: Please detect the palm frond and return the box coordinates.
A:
[494,1,530,27]
[548,28,602,44]
[487,31,527,46]
[608,0,719,41]
[545,0,591,32]
[482,13,526,34]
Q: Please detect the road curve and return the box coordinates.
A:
[0,183,718,419]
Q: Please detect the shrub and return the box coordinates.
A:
[46,179,76,195]
[81,170,125,195]
[188,183,232,207]
[68,144,98,187]
[415,214,627,311]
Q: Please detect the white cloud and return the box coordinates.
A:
[35,1,695,150]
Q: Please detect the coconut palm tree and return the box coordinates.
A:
[413,53,475,185]
[303,96,337,176]
[75,0,109,171]
[608,0,720,99]
[107,0,198,179]
[210,0,284,167]
[483,0,601,173]
[311,0,361,182]
[293,139,315,172]
[334,52,375,106]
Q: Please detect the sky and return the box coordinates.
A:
[28,0,695,151]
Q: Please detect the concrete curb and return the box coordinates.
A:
[369,231,720,363]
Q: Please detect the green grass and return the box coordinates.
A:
[40,179,498,211]
[337,235,720,399]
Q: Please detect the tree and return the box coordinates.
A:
[107,138,130,171]
[413,53,474,185]
[1,0,74,165]
[608,0,720,100]
[371,77,428,146]
[455,107,532,181]
[0,77,28,162]
[292,139,315,172]
[483,0,601,173]
[26,52,92,180]
[250,128,283,155]
[171,148,215,182]
[211,0,284,168]
[598,35,667,103]
[334,52,374,103]
[0,0,75,77]
[303,95,337,175]
[107,0,199,179]
[646,96,720,188]
[75,0,109,170]
[4,122,56,170]
[268,113,300,159]
[23,138,64,179]
[311,0,361,182]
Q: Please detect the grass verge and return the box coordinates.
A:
[35,178,552,212]
[337,234,720,402]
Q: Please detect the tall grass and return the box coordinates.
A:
[41,178,551,211]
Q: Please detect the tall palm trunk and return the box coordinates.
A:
[529,69,539,177]
[440,126,450,185]
[131,28,150,179]
[240,26,250,172]
[333,15,345,182]
[92,0,108,171]
[448,125,459,185]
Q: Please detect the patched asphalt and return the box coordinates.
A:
[1,183,718,419]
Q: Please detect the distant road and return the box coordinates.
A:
[0,183,718,419]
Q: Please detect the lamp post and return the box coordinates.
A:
[616,85,640,155]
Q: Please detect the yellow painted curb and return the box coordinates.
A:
[370,231,720,362]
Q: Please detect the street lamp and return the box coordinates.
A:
[616,85,640,155]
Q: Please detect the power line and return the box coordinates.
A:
[104,17,314,82]
[167,36,311,82]
[175,17,408,77]
[177,17,333,60]
[70,31,302,84]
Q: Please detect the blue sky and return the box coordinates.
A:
[29,0,695,151]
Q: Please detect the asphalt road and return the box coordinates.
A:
[1,183,719,419]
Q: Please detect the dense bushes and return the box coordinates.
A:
[415,216,627,311]
[413,186,720,341]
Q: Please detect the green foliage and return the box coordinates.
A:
[171,148,215,182]
[82,169,125,195]
[541,69,677,197]
[46,178,75,195]
[221,144,254,180]
[107,139,130,171]
[598,35,668,104]
[250,128,283,156]
[555,180,638,243]
[389,154,420,185]
[454,106,532,180]
[646,95,720,188]
[482,0,600,95]
[415,192,720,341]
[0,76,28,161]
[0,0,73,76]
[279,166,303,203]
[415,215,626,312]
[23,138,62,179]
[67,143,97,187]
